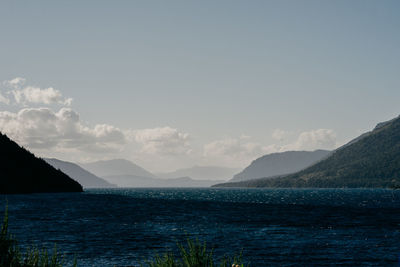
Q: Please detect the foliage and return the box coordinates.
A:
[144,237,245,267]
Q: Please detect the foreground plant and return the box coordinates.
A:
[2,205,246,267]
[0,206,72,267]
[144,237,245,267]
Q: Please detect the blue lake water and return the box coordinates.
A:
[1,188,400,266]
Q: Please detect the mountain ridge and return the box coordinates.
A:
[102,174,224,188]
[214,115,400,188]
[80,159,155,178]
[0,132,83,194]
[44,158,116,188]
[156,165,240,181]
[230,150,331,182]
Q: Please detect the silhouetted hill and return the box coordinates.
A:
[214,115,400,188]
[156,166,240,181]
[0,133,83,194]
[102,174,224,188]
[80,159,155,178]
[230,150,331,182]
[44,158,116,188]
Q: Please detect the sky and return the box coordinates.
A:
[0,1,399,172]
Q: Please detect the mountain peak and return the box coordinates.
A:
[80,158,155,178]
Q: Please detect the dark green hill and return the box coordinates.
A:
[0,133,83,194]
[214,115,400,188]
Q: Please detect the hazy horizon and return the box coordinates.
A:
[1,1,399,172]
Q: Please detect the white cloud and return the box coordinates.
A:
[272,129,289,141]
[0,93,9,104]
[1,77,72,106]
[0,77,339,171]
[202,129,337,167]
[12,86,72,106]
[282,129,337,151]
[133,127,191,155]
[203,136,275,167]
[64,97,73,106]
[0,107,126,153]
[0,77,197,167]
[3,77,26,88]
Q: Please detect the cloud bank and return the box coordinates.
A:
[12,86,72,106]
[0,107,126,153]
[282,129,337,151]
[203,136,278,167]
[202,129,337,167]
[3,77,26,88]
[0,93,9,104]
[0,78,124,154]
[1,78,72,106]
[0,77,339,171]
[133,127,191,155]
[271,128,289,141]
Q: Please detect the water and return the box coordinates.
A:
[1,188,400,266]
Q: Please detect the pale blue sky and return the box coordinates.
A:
[0,1,399,171]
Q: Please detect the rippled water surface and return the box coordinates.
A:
[2,188,400,266]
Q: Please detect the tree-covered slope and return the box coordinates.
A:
[214,115,400,188]
[0,133,83,194]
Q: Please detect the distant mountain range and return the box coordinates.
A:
[80,159,155,178]
[156,166,240,181]
[230,150,331,182]
[0,133,83,194]
[214,115,400,188]
[102,174,224,188]
[44,158,116,188]
[4,114,400,191]
[79,159,225,187]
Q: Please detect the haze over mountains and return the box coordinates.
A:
[80,159,225,187]
[215,115,400,188]
[44,158,116,188]
[230,150,331,182]
[81,159,155,178]
[4,114,400,191]
[157,166,240,181]
[102,174,223,188]
[0,133,83,194]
